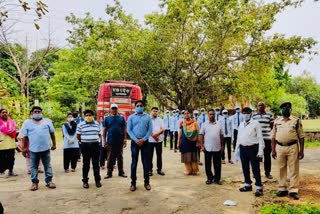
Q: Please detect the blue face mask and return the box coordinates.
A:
[136,107,143,113]
[215,111,220,115]
[201,112,205,115]
[67,118,74,122]
[223,114,228,118]
[236,109,240,113]
[33,113,42,120]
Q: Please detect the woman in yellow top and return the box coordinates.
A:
[0,109,18,178]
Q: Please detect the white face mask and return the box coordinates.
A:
[243,114,251,121]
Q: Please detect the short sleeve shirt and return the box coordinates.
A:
[24,118,55,152]
[104,115,126,145]
[149,117,164,143]
[271,116,304,144]
[200,121,223,152]
[77,121,100,143]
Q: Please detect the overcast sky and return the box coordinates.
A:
[7,0,320,83]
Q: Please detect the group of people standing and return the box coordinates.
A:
[0,100,305,200]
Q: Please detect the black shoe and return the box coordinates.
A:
[206,180,212,185]
[276,191,288,197]
[255,189,263,197]
[265,174,273,179]
[239,186,252,192]
[149,172,153,176]
[157,171,165,176]
[199,162,203,166]
[289,192,299,200]
[119,173,128,178]
[104,174,112,179]
[83,183,89,189]
[214,180,222,185]
[96,181,102,188]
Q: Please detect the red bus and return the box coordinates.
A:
[97,80,142,122]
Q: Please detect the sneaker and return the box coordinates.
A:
[239,186,252,192]
[0,173,8,178]
[83,183,89,189]
[255,189,263,197]
[276,191,288,197]
[8,171,18,176]
[289,192,299,200]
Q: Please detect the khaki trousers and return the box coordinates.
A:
[184,162,199,174]
[276,143,299,193]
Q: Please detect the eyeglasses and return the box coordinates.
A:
[136,105,143,107]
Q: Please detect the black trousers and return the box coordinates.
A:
[264,139,272,176]
[233,129,238,150]
[197,147,201,162]
[222,137,232,161]
[107,144,124,174]
[170,131,178,149]
[204,151,221,182]
[0,149,15,173]
[99,144,108,167]
[163,130,171,147]
[81,142,101,183]
[63,148,79,170]
[148,142,163,172]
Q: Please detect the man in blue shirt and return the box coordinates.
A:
[163,110,171,148]
[103,104,127,179]
[22,106,56,191]
[127,100,153,191]
[77,110,101,189]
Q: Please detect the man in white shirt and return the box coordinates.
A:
[221,109,233,164]
[232,106,244,152]
[148,107,165,176]
[236,107,264,197]
[163,110,171,148]
[200,109,224,185]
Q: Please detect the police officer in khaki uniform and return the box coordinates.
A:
[271,102,304,200]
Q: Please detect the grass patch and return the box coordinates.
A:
[261,202,320,214]
[305,141,320,148]
[301,119,320,131]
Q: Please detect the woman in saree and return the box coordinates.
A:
[177,110,200,175]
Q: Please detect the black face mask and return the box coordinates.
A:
[281,109,291,117]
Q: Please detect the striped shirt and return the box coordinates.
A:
[252,112,274,140]
[76,121,101,143]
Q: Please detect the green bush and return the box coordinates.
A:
[38,101,69,127]
[261,203,320,214]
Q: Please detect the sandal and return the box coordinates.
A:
[184,172,192,175]
[193,172,200,176]
[46,182,56,189]
[71,169,76,172]
[65,169,70,173]
[30,183,38,191]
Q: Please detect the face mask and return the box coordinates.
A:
[33,114,42,120]
[201,111,205,115]
[67,118,74,122]
[236,109,240,113]
[136,107,143,113]
[85,116,94,123]
[194,115,198,119]
[243,114,251,121]
[215,111,220,115]
[280,109,290,117]
[223,114,228,118]
[166,113,169,116]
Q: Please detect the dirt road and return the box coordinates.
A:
[0,145,319,214]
